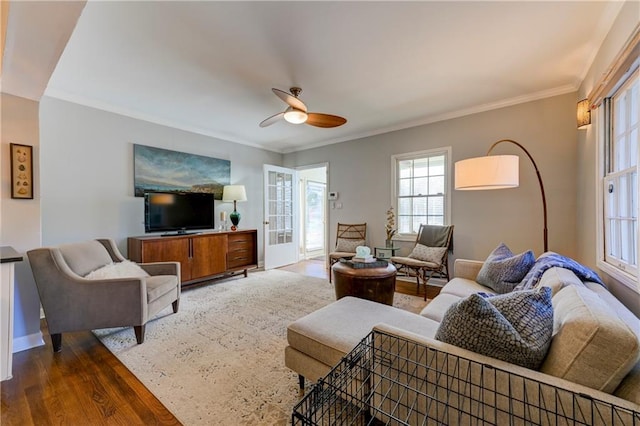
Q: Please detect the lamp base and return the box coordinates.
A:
[230,210,240,228]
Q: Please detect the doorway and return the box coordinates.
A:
[298,164,328,261]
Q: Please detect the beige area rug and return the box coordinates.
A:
[93,269,429,425]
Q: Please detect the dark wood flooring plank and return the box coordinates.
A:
[1,322,181,426]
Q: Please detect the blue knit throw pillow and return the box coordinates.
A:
[476,243,535,293]
[435,286,553,370]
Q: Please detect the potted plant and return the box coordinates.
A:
[385,207,396,248]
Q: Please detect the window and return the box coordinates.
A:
[600,68,639,284]
[392,148,451,238]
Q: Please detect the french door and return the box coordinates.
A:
[263,165,299,269]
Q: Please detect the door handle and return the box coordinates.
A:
[263,221,270,225]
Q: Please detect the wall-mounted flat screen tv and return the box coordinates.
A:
[144,192,215,235]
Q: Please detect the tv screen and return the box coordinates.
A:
[144,192,215,234]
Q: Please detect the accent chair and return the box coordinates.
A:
[391,224,454,300]
[28,239,180,352]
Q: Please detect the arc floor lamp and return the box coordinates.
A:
[454,139,548,252]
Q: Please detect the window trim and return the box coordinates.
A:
[595,73,639,292]
[391,147,452,242]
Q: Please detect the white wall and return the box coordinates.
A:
[576,0,639,316]
[284,93,579,263]
[0,93,45,351]
[39,97,282,259]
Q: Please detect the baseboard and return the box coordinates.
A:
[13,331,45,353]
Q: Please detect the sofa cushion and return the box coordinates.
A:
[419,292,461,322]
[613,362,640,405]
[85,260,150,280]
[538,266,584,295]
[476,243,535,294]
[146,275,179,303]
[440,277,497,298]
[583,281,640,343]
[408,244,446,264]
[581,281,640,403]
[335,238,365,252]
[58,240,114,277]
[435,286,554,369]
[540,285,640,393]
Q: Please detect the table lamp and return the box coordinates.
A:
[222,185,247,231]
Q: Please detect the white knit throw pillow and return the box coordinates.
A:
[85,260,149,279]
[408,244,446,264]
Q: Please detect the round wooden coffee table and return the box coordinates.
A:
[332,262,397,305]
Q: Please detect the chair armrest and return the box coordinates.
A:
[453,258,484,280]
[139,261,180,278]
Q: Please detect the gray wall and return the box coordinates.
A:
[284,93,578,263]
[576,0,639,316]
[39,97,282,258]
[1,93,45,351]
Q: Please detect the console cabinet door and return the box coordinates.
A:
[137,238,191,282]
[190,234,227,279]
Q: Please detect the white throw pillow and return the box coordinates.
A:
[408,244,446,264]
[85,260,150,279]
[335,238,365,252]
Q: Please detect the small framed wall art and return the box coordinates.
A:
[10,143,34,199]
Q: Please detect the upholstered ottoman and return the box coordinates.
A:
[332,262,397,305]
[285,296,440,389]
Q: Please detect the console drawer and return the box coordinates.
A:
[226,233,256,269]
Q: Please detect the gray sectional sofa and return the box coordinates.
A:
[285,259,640,411]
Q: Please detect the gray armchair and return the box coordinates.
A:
[27,239,180,352]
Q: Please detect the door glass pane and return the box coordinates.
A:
[630,128,638,167]
[267,170,294,246]
[305,181,325,252]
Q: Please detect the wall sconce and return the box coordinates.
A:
[577,99,591,129]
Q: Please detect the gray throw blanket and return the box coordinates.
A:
[515,252,605,290]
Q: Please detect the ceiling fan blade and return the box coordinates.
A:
[305,113,347,128]
[272,88,307,112]
[259,112,284,127]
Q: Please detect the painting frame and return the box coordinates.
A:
[10,143,34,199]
[133,144,230,199]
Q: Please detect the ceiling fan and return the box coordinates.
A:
[259,87,347,128]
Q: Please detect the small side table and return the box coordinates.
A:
[374,246,400,260]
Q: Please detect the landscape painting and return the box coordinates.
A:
[134,144,230,199]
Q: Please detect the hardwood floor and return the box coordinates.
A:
[1,322,181,426]
[1,260,437,425]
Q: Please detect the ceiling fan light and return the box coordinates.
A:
[283,107,308,124]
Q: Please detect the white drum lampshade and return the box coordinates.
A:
[455,155,519,190]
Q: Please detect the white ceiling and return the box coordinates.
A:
[2,1,624,153]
